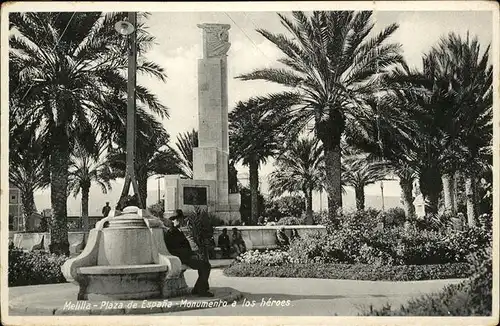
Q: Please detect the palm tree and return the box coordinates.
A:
[172,129,198,178]
[9,12,168,255]
[425,33,492,225]
[237,11,404,220]
[229,96,297,224]
[343,92,421,218]
[68,141,113,232]
[379,58,459,216]
[341,149,390,211]
[9,120,50,227]
[268,137,324,224]
[384,33,492,221]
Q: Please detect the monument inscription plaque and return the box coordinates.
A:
[183,187,208,206]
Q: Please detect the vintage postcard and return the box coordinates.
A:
[1,1,498,326]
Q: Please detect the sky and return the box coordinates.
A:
[31,9,494,215]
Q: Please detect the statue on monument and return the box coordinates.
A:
[197,23,231,57]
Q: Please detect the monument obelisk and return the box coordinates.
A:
[191,23,240,221]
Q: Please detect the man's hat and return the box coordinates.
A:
[168,215,180,221]
[169,209,185,221]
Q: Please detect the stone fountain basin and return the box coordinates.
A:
[77,264,168,300]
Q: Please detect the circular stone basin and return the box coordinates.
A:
[77,264,168,300]
[78,265,167,274]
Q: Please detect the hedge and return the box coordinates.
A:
[361,247,492,316]
[223,262,472,281]
[8,244,68,286]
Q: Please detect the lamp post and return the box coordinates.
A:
[115,12,143,208]
[380,181,385,211]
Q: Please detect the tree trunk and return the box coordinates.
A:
[465,176,476,227]
[81,184,90,232]
[323,142,343,218]
[21,187,36,230]
[442,173,455,215]
[49,125,70,256]
[453,171,460,213]
[304,189,313,225]
[118,176,132,210]
[399,176,415,219]
[137,172,148,209]
[355,186,365,211]
[419,165,442,216]
[248,158,259,225]
[474,178,481,218]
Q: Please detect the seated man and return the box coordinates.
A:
[290,228,300,241]
[217,228,231,258]
[276,227,290,247]
[163,210,213,297]
[231,227,246,255]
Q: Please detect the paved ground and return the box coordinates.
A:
[171,270,464,316]
[8,262,464,316]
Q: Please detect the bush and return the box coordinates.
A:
[287,220,491,266]
[264,196,305,221]
[276,216,304,225]
[340,209,380,231]
[383,207,406,226]
[312,211,329,225]
[67,220,81,231]
[8,244,68,286]
[362,246,492,316]
[224,261,472,281]
[148,200,165,219]
[287,231,332,263]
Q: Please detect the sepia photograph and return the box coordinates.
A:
[1,1,498,325]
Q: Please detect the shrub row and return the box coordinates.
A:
[8,244,68,286]
[287,224,491,265]
[362,247,492,316]
[223,262,472,281]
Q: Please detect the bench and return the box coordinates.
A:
[76,264,169,300]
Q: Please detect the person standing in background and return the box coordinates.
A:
[231,228,246,254]
[102,202,111,217]
[218,228,231,258]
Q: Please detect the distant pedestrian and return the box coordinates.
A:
[290,229,300,241]
[231,228,246,254]
[276,227,290,247]
[218,228,231,258]
[102,202,111,217]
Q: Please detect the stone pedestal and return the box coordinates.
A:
[164,175,216,217]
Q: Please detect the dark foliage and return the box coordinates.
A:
[8,244,68,286]
[224,262,472,281]
[362,246,492,316]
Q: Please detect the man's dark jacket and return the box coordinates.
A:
[218,233,230,248]
[163,226,193,263]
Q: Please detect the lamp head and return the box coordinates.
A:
[114,20,135,36]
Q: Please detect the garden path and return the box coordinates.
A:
[9,263,464,316]
[161,269,464,316]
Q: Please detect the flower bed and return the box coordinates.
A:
[223,261,472,281]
